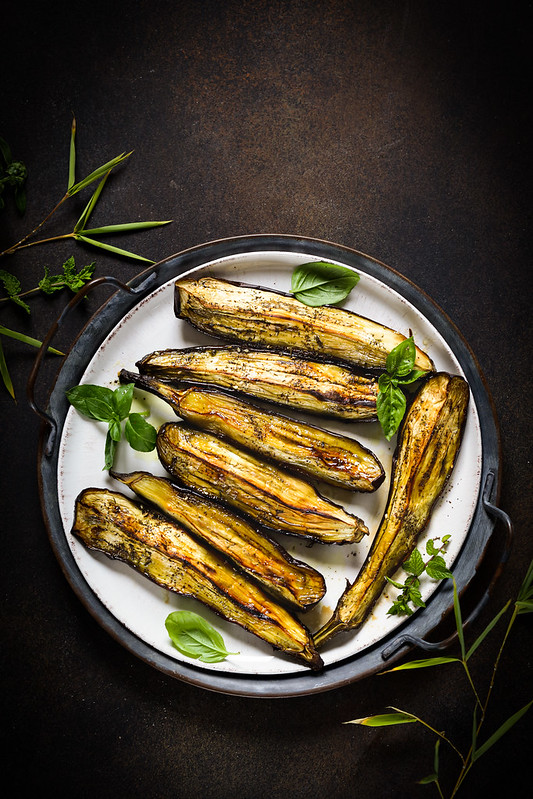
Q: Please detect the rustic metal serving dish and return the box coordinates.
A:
[31,235,510,697]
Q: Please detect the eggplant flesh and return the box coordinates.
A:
[156,422,369,544]
[119,370,384,492]
[111,469,326,611]
[314,373,469,647]
[174,276,435,372]
[137,345,378,421]
[72,487,323,670]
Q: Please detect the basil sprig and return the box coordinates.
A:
[66,382,157,469]
[291,261,360,306]
[377,336,428,440]
[165,610,238,663]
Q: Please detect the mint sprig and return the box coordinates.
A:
[377,335,428,440]
[386,535,452,617]
[66,382,157,470]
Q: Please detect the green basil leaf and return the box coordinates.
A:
[165,610,238,663]
[112,382,134,420]
[376,380,406,441]
[108,417,122,442]
[104,429,118,471]
[124,412,157,452]
[66,384,116,421]
[386,336,416,377]
[291,261,359,307]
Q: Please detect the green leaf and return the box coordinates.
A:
[453,578,465,659]
[112,383,134,420]
[68,116,76,190]
[0,337,15,398]
[376,377,406,441]
[0,135,13,165]
[386,336,416,377]
[0,324,64,355]
[472,699,533,762]
[74,171,110,232]
[426,556,453,581]
[124,412,157,452]
[0,269,30,313]
[291,262,359,307]
[67,151,132,196]
[380,657,460,674]
[403,549,425,577]
[81,220,172,235]
[165,610,238,663]
[395,368,428,385]
[465,601,510,661]
[104,429,118,471]
[516,558,533,614]
[73,234,154,262]
[66,384,116,422]
[345,712,417,727]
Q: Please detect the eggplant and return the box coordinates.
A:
[119,369,384,492]
[313,373,469,647]
[174,276,435,372]
[156,422,369,544]
[72,487,323,670]
[137,345,379,421]
[111,469,326,611]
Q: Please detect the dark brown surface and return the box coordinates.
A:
[1,1,531,797]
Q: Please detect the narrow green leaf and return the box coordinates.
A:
[74,234,154,262]
[68,116,76,190]
[418,773,438,785]
[344,712,417,727]
[453,578,465,659]
[465,601,511,661]
[104,429,118,471]
[0,337,15,398]
[67,151,132,196]
[74,171,110,232]
[472,700,533,762]
[81,220,172,235]
[380,657,459,674]
[0,325,63,355]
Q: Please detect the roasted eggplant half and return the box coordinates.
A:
[174,276,435,372]
[119,369,384,492]
[137,345,378,421]
[111,469,326,611]
[313,372,469,647]
[157,422,369,544]
[72,487,323,670]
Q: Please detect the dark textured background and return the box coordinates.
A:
[1,1,531,797]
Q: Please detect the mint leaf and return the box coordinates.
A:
[165,610,238,663]
[0,269,30,313]
[39,257,95,295]
[291,262,359,307]
[404,549,425,577]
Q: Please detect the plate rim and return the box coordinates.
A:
[36,234,502,697]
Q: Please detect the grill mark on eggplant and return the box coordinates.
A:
[72,488,323,670]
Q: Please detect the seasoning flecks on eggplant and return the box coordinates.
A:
[156,421,369,544]
[174,276,435,372]
[72,487,323,670]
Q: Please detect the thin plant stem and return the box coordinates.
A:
[0,194,70,256]
[389,707,465,765]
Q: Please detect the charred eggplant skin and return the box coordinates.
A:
[111,469,326,611]
[136,346,378,421]
[314,373,469,647]
[156,421,369,544]
[119,369,384,492]
[174,276,435,372]
[72,487,323,670]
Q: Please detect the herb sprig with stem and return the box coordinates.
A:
[377,335,428,440]
[386,535,452,617]
[346,559,533,797]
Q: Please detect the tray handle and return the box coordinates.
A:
[381,469,513,661]
[27,273,156,456]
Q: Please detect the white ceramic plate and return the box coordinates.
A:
[56,249,481,677]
